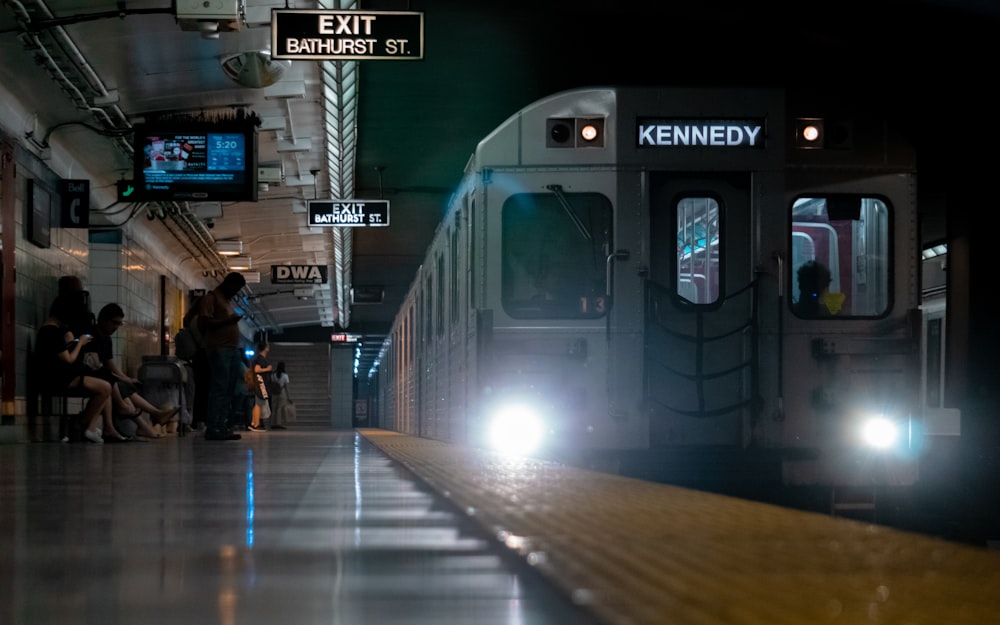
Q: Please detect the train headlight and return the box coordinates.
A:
[488,403,545,457]
[860,416,901,449]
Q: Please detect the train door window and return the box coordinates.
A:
[791,196,890,318]
[674,197,721,305]
[501,191,612,318]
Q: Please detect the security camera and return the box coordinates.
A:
[205,218,215,229]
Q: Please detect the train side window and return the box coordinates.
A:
[676,197,721,305]
[424,276,433,342]
[501,192,612,319]
[468,196,476,307]
[791,196,890,318]
[450,222,459,323]
[436,252,445,336]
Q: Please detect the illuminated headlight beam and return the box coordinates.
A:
[488,404,545,457]
[861,416,900,449]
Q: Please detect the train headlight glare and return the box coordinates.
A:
[861,416,899,449]
[580,124,599,142]
[489,404,544,456]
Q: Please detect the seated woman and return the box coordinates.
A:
[81,303,179,438]
[35,294,113,443]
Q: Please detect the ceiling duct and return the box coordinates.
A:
[221,51,291,88]
[176,0,245,33]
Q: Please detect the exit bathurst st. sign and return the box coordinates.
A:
[308,200,390,227]
[272,10,424,60]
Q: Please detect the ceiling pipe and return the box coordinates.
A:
[10,0,132,159]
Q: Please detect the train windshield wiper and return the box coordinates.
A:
[545,184,592,242]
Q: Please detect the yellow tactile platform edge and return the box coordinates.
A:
[359,429,1000,625]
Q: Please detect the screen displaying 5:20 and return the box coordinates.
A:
[207,133,245,171]
[135,124,255,201]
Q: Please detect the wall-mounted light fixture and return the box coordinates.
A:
[227,255,252,271]
[216,240,244,256]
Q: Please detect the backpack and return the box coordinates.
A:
[174,328,198,361]
[243,365,257,394]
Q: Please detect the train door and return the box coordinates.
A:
[644,173,755,449]
[781,175,920,487]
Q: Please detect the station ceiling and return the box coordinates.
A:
[0,0,996,374]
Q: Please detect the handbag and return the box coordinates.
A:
[243,366,256,393]
[283,400,297,422]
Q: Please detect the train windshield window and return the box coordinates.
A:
[791,196,890,318]
[501,192,612,319]
[676,197,721,304]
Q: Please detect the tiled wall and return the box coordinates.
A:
[7,167,197,438]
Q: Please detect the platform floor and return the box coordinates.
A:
[0,428,599,625]
[3,427,1000,625]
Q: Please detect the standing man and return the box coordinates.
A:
[197,272,247,441]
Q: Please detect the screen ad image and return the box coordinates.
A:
[133,122,257,201]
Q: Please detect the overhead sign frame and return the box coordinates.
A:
[272,10,424,60]
[308,200,390,227]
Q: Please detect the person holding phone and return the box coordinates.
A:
[34,294,113,443]
[196,272,247,441]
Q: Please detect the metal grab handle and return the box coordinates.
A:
[774,252,784,298]
[606,249,630,297]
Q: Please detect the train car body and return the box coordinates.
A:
[374,86,938,492]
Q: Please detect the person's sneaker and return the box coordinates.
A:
[205,429,242,441]
[248,425,266,432]
[84,429,104,444]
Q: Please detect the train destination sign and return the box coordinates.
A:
[271,265,328,285]
[308,200,390,227]
[637,119,765,149]
[272,10,424,60]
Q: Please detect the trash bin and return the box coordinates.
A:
[138,355,190,433]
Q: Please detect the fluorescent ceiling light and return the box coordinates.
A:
[227,255,252,270]
[216,240,243,256]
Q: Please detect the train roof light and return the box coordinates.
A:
[546,117,605,148]
[577,117,604,147]
[796,118,824,149]
[547,118,574,146]
[796,117,853,149]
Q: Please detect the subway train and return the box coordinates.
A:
[371,86,960,499]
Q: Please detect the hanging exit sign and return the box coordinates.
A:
[272,10,424,60]
[308,200,390,227]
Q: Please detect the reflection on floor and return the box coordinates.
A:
[0,428,598,625]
